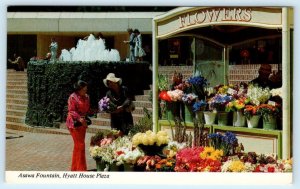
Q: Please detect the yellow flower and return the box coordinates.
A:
[200,147,223,160]
[141,135,149,145]
[229,160,245,172]
[145,130,153,135]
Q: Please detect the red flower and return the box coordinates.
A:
[159,90,171,102]
[267,166,275,173]
[116,151,124,156]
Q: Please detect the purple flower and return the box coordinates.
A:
[98,96,117,113]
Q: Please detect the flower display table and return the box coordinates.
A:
[158,120,282,158]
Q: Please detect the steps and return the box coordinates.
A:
[5,69,154,134]
[6,66,196,134]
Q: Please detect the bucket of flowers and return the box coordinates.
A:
[257,103,281,130]
[246,84,271,106]
[162,89,184,120]
[132,130,169,157]
[115,146,144,171]
[192,100,207,123]
[181,93,198,122]
[89,130,121,171]
[226,96,249,127]
[244,105,261,128]
[208,94,233,126]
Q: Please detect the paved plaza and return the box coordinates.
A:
[5,129,97,171]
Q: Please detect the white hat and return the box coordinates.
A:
[103,73,122,87]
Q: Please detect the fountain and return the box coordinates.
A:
[59,34,120,62]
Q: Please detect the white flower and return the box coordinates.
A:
[270,88,282,97]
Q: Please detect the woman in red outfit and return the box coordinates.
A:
[66,80,90,171]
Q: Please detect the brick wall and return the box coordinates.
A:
[158,64,280,86]
[229,64,280,85]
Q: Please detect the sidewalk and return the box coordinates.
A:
[5,129,97,171]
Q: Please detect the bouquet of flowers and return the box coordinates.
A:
[226,97,249,112]
[167,89,184,102]
[132,130,169,157]
[181,93,198,105]
[221,156,253,172]
[186,76,208,99]
[155,158,176,172]
[208,132,238,156]
[98,96,117,113]
[247,84,271,106]
[198,147,223,172]
[257,104,281,118]
[89,144,115,164]
[174,146,205,172]
[208,94,233,111]
[132,130,169,147]
[115,147,144,165]
[159,90,172,102]
[243,105,259,119]
[270,88,282,98]
[192,100,207,112]
[164,141,187,158]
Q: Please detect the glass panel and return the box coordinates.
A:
[194,38,224,87]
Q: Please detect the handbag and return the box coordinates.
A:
[73,116,92,127]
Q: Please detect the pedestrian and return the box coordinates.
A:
[123,28,136,62]
[49,37,58,61]
[44,52,52,61]
[8,53,25,71]
[133,29,146,62]
[103,73,134,135]
[66,80,92,171]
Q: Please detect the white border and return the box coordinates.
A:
[1,0,299,189]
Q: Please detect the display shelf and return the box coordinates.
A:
[157,119,282,158]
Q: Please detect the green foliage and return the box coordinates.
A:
[158,74,169,91]
[129,107,152,136]
[25,60,152,127]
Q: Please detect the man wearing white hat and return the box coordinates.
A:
[103,73,134,135]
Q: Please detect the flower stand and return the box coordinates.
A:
[166,102,177,120]
[233,110,246,127]
[195,111,204,123]
[217,111,229,126]
[203,111,216,125]
[263,115,277,130]
[247,115,261,128]
[184,104,194,122]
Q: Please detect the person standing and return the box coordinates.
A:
[103,73,134,135]
[250,64,280,89]
[66,80,91,171]
[133,29,146,62]
[8,53,25,71]
[49,37,58,61]
[123,28,136,62]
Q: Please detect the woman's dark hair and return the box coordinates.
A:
[73,80,88,92]
[133,29,140,34]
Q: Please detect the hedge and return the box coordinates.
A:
[25,60,152,128]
